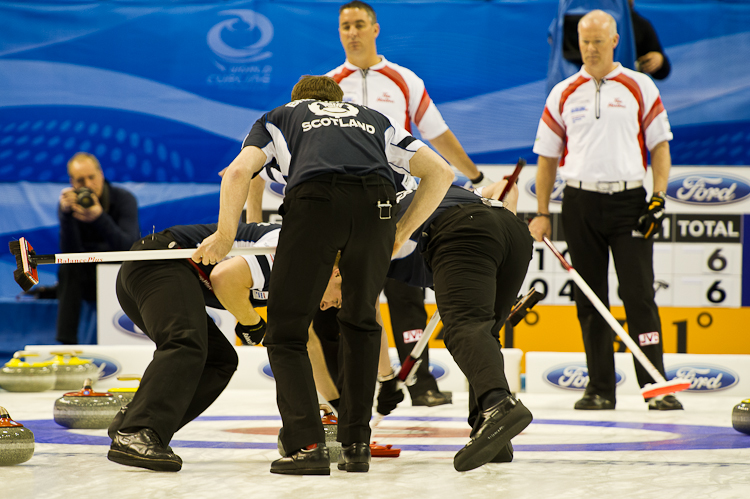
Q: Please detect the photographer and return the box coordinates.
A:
[57,152,139,344]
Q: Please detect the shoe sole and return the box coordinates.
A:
[648,405,684,411]
[574,404,615,410]
[489,442,514,463]
[337,462,369,472]
[107,449,181,472]
[270,467,331,476]
[453,402,532,472]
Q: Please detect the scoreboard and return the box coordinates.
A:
[513,165,748,310]
[257,164,750,355]
[520,214,743,309]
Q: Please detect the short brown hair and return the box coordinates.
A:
[67,152,101,171]
[291,75,344,102]
[339,1,376,24]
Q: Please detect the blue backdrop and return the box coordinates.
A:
[1,0,750,298]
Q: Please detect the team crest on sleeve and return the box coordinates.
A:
[308,101,359,117]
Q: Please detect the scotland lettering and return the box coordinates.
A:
[667,173,750,205]
[301,117,375,134]
[667,365,738,391]
[543,363,624,390]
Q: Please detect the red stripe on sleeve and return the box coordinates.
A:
[643,96,665,131]
[376,66,411,131]
[610,73,648,169]
[542,106,565,140]
[414,89,431,127]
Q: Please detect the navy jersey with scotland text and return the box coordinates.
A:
[242,100,425,192]
[388,185,484,288]
[167,222,280,309]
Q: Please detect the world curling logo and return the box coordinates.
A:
[544,363,625,390]
[207,10,274,64]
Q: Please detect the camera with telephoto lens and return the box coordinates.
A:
[74,187,95,208]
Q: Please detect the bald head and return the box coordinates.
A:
[579,10,617,38]
[578,10,619,79]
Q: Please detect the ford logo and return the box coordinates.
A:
[666,364,738,392]
[79,354,121,380]
[114,310,221,337]
[667,173,750,205]
[261,362,274,380]
[268,181,285,198]
[113,311,148,338]
[543,363,625,390]
[526,176,565,204]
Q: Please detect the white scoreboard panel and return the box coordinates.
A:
[521,231,743,309]
[257,164,750,310]
[480,164,750,311]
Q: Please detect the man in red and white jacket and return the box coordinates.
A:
[325,0,482,409]
[529,10,681,412]
[327,1,490,188]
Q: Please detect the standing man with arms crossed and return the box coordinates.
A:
[327,0,482,407]
[194,75,454,475]
[528,10,681,412]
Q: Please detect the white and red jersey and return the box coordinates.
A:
[326,56,449,141]
[533,64,672,183]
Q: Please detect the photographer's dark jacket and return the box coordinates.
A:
[58,181,140,253]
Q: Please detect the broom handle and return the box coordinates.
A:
[542,237,667,384]
[32,246,275,265]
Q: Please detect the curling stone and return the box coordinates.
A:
[732,399,750,435]
[53,378,121,429]
[107,376,141,407]
[0,407,34,466]
[49,351,101,390]
[0,352,56,392]
[277,405,341,463]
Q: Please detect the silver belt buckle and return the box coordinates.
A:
[596,181,616,193]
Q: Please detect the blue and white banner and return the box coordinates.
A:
[2,0,750,183]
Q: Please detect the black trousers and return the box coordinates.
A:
[265,174,397,453]
[562,186,666,403]
[383,278,439,397]
[115,233,238,445]
[56,263,97,344]
[424,203,533,426]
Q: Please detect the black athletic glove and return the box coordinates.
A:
[376,373,405,416]
[235,317,266,346]
[637,193,666,239]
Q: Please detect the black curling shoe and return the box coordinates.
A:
[647,394,684,411]
[270,444,330,475]
[338,442,371,472]
[454,396,532,472]
[108,428,182,472]
[574,393,615,410]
